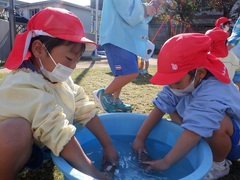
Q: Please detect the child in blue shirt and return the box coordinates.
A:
[132,33,240,179]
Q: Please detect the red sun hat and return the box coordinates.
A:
[205,27,229,58]
[5,7,97,70]
[150,33,230,85]
[215,17,231,27]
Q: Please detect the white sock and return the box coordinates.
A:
[215,159,226,166]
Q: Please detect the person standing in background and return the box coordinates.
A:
[228,16,240,51]
[93,0,162,113]
[139,56,150,75]
[205,17,240,84]
[205,17,230,58]
[139,39,155,75]
[228,16,240,89]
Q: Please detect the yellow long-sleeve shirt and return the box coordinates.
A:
[0,68,98,156]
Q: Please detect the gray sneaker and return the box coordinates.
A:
[204,159,232,180]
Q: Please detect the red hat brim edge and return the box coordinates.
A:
[150,71,188,85]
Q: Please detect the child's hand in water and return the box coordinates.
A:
[132,138,154,170]
[134,149,153,170]
[142,159,170,172]
[102,144,119,166]
[138,150,152,162]
[101,171,114,180]
[101,161,117,180]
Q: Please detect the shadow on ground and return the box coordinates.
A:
[74,61,97,84]
[104,71,153,85]
[132,73,153,85]
[17,160,58,180]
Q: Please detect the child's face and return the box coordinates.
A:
[42,43,84,71]
[221,22,230,32]
[169,68,207,91]
[169,73,195,90]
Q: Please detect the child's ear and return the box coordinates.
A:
[196,67,207,79]
[31,40,45,58]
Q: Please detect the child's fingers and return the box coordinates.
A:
[137,149,143,161]
[141,161,156,171]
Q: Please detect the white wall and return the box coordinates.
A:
[0,19,10,61]
[17,2,95,40]
[1,1,100,60]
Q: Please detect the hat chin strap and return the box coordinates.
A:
[32,30,53,37]
[23,30,54,64]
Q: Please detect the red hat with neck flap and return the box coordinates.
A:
[150,33,230,85]
[5,7,97,70]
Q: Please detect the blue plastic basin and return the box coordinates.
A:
[52,113,212,180]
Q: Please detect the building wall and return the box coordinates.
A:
[0,0,8,7]
[17,2,94,40]
[0,19,10,61]
[149,23,170,53]
[0,1,97,60]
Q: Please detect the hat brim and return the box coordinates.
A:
[80,37,98,52]
[56,34,97,52]
[150,55,230,85]
[150,71,188,85]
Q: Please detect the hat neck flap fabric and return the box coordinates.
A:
[5,7,97,70]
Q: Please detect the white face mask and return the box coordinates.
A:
[221,24,230,32]
[169,71,197,97]
[39,46,74,83]
[223,26,229,32]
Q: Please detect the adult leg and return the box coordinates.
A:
[0,118,33,179]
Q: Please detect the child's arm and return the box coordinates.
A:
[143,129,202,171]
[60,136,109,180]
[132,107,165,157]
[86,115,119,165]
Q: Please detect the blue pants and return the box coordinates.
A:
[24,145,51,169]
[227,120,240,161]
[233,71,240,82]
[103,43,139,76]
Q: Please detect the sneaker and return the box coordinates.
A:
[142,69,148,75]
[139,69,144,75]
[113,98,132,112]
[139,69,148,75]
[93,88,116,113]
[204,159,232,180]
